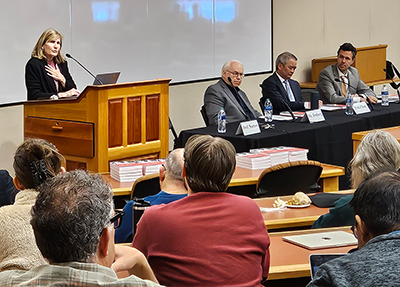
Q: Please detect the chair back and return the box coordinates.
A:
[200,105,210,126]
[130,173,161,200]
[255,160,323,198]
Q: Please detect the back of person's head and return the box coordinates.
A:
[164,148,184,181]
[275,51,297,70]
[184,135,236,192]
[349,130,400,188]
[337,42,357,59]
[31,170,113,264]
[13,138,64,190]
[350,171,400,237]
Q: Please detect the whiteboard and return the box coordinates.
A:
[0,0,272,105]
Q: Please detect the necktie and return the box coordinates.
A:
[284,80,295,102]
[340,76,347,97]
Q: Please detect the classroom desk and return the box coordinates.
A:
[255,191,353,230]
[105,163,344,197]
[352,125,400,154]
[267,226,356,281]
[254,192,347,230]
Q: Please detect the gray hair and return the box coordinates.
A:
[275,52,297,70]
[165,148,184,181]
[31,170,113,263]
[349,130,400,188]
[221,60,243,75]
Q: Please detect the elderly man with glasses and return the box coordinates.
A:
[203,60,261,125]
[0,170,162,287]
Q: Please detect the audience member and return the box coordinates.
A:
[115,148,187,243]
[312,130,400,228]
[260,52,305,114]
[308,172,400,286]
[0,138,64,271]
[132,134,270,287]
[203,60,261,125]
[316,42,377,104]
[0,170,161,286]
[0,170,19,207]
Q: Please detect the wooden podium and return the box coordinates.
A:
[24,79,171,173]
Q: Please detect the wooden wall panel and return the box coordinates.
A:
[127,97,142,145]
[108,99,123,148]
[146,95,160,141]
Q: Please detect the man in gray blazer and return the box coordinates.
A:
[316,43,378,104]
[203,60,261,125]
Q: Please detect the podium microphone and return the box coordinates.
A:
[65,53,104,85]
[334,78,374,110]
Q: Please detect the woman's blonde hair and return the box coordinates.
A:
[13,138,65,189]
[31,28,65,64]
[349,130,400,188]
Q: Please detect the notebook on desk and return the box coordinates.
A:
[282,231,358,250]
[93,72,120,85]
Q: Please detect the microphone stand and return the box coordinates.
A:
[66,53,104,85]
[334,78,375,111]
[228,77,255,121]
[383,68,400,100]
[259,84,297,122]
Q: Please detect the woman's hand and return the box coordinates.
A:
[58,88,80,98]
[45,64,66,87]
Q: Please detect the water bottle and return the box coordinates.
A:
[345,94,353,115]
[217,108,226,133]
[381,84,389,106]
[264,98,273,122]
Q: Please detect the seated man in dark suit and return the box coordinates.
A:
[260,52,305,114]
[204,60,261,125]
[316,42,378,104]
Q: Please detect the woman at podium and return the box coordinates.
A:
[25,28,80,100]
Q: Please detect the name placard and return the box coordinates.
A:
[301,109,325,123]
[353,102,371,114]
[235,120,261,136]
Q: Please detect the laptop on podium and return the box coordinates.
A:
[93,72,120,85]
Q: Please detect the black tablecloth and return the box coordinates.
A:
[176,104,400,188]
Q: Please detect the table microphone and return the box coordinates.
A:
[66,53,104,85]
[228,77,254,120]
[334,78,374,110]
[259,84,297,121]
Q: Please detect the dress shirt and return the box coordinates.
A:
[276,73,295,102]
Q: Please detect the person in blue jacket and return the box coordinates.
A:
[115,148,187,243]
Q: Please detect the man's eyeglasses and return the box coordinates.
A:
[351,223,357,239]
[226,70,244,79]
[110,210,124,229]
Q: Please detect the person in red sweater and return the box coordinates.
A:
[131,134,270,287]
